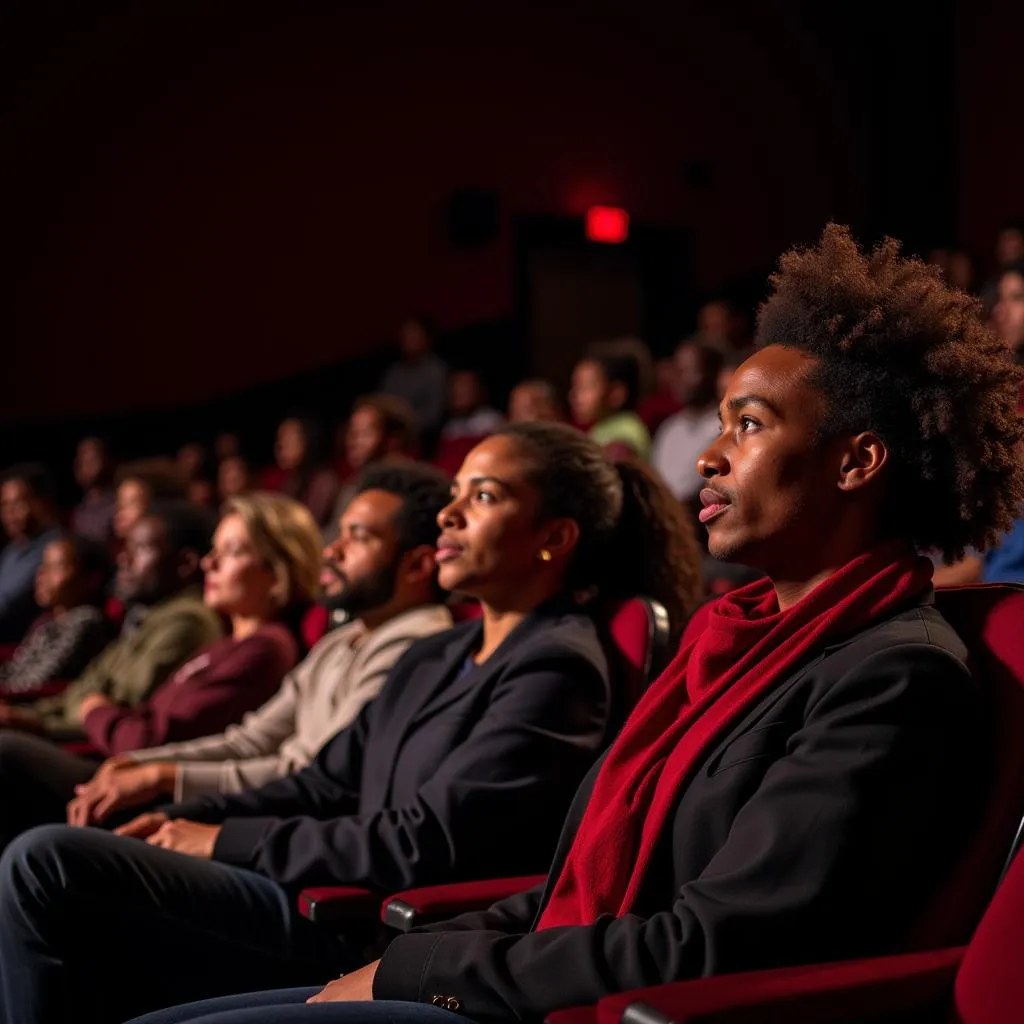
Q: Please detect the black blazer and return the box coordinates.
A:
[166,607,611,892]
[374,599,984,1022]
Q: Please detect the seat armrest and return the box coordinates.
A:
[383,875,546,931]
[593,947,963,1024]
[297,886,381,927]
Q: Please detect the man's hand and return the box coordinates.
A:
[0,703,44,733]
[77,692,114,723]
[95,753,135,778]
[67,761,177,826]
[307,960,379,1003]
[145,818,221,859]
[114,811,169,839]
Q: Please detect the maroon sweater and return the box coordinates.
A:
[82,622,299,755]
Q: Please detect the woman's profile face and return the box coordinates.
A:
[200,513,276,619]
[435,435,555,602]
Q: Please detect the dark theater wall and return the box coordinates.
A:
[5,3,868,427]
[957,1,1024,268]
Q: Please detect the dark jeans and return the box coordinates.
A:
[0,730,98,849]
[126,991,472,1024]
[0,824,350,1024]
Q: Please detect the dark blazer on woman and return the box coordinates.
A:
[374,598,984,1022]
[165,607,611,892]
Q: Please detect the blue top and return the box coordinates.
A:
[0,526,61,642]
[983,518,1024,584]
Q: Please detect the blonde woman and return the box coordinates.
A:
[0,493,322,850]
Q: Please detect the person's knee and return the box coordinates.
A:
[0,824,83,911]
[0,730,34,775]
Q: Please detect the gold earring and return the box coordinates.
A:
[537,549,553,562]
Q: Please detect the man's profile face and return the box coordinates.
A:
[116,516,172,604]
[696,345,842,572]
[0,479,35,541]
[320,489,404,614]
[345,408,386,470]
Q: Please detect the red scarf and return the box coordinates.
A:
[537,542,934,930]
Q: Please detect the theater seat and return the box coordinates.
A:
[299,595,672,931]
[589,845,1024,1024]
[301,605,329,650]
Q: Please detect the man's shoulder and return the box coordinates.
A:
[144,591,222,633]
[826,602,967,666]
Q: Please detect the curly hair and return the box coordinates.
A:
[756,223,1024,562]
[496,422,702,635]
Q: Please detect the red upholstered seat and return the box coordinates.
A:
[299,595,672,931]
[955,844,1024,1023]
[907,584,1024,947]
[587,847,1024,1024]
[300,605,329,650]
[433,436,488,478]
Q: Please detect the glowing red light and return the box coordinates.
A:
[585,206,630,244]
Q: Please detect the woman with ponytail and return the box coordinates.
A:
[123,226,1024,1024]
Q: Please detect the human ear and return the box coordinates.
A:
[837,432,888,492]
[538,518,581,562]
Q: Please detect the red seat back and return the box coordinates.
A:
[606,596,672,717]
[908,584,1024,948]
[449,600,483,623]
[954,849,1024,1024]
[301,605,330,650]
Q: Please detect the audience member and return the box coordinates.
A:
[214,432,243,463]
[380,315,449,435]
[440,370,504,440]
[124,224,1024,1024]
[344,394,418,473]
[178,443,217,510]
[0,534,113,695]
[0,421,703,1023]
[992,259,1024,362]
[0,502,222,741]
[0,493,322,847]
[982,218,1024,311]
[570,341,653,460]
[269,417,340,529]
[637,355,683,434]
[324,394,419,541]
[927,245,976,293]
[70,437,117,543]
[696,297,748,353]
[0,465,61,643]
[435,371,505,476]
[507,379,563,424]
[652,339,725,504]
[113,460,188,541]
[68,464,454,821]
[217,455,253,504]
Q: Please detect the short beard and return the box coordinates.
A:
[320,562,399,616]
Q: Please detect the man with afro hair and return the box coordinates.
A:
[85,227,1024,1024]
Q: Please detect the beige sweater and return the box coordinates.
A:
[128,604,453,802]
